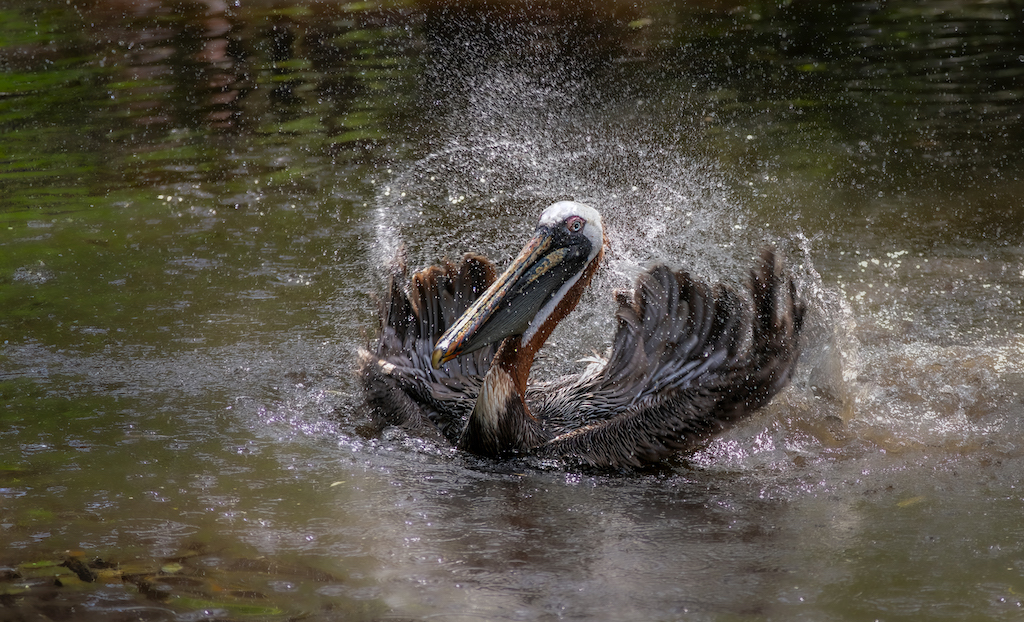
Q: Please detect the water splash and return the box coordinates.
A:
[364,30,1024,471]
[370,61,758,286]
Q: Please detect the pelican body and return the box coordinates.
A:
[359,201,804,468]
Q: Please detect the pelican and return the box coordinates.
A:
[359,201,804,468]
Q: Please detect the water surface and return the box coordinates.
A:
[2,0,1024,620]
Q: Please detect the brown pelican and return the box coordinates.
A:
[359,201,804,468]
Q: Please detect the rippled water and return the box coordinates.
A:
[2,0,1024,620]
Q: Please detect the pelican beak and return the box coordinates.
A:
[431,225,591,369]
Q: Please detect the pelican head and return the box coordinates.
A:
[431,201,605,369]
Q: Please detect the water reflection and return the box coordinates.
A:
[2,0,1024,620]
[2,0,1022,209]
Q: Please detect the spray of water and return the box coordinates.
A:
[371,66,765,279]
[369,62,790,377]
[367,41,1024,471]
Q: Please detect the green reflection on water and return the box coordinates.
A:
[0,7,113,213]
[1,0,419,216]
[0,192,350,350]
[0,0,409,349]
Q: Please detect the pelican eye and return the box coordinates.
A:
[566,216,585,233]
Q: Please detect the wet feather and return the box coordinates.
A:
[359,208,804,468]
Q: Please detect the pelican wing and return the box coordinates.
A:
[358,253,497,442]
[532,250,804,468]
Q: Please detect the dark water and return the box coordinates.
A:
[3,0,1024,620]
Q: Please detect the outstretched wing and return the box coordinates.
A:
[532,249,804,468]
[358,253,497,443]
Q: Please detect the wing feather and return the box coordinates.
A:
[358,253,497,442]
[534,249,804,468]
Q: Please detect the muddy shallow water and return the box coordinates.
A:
[2,0,1024,620]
